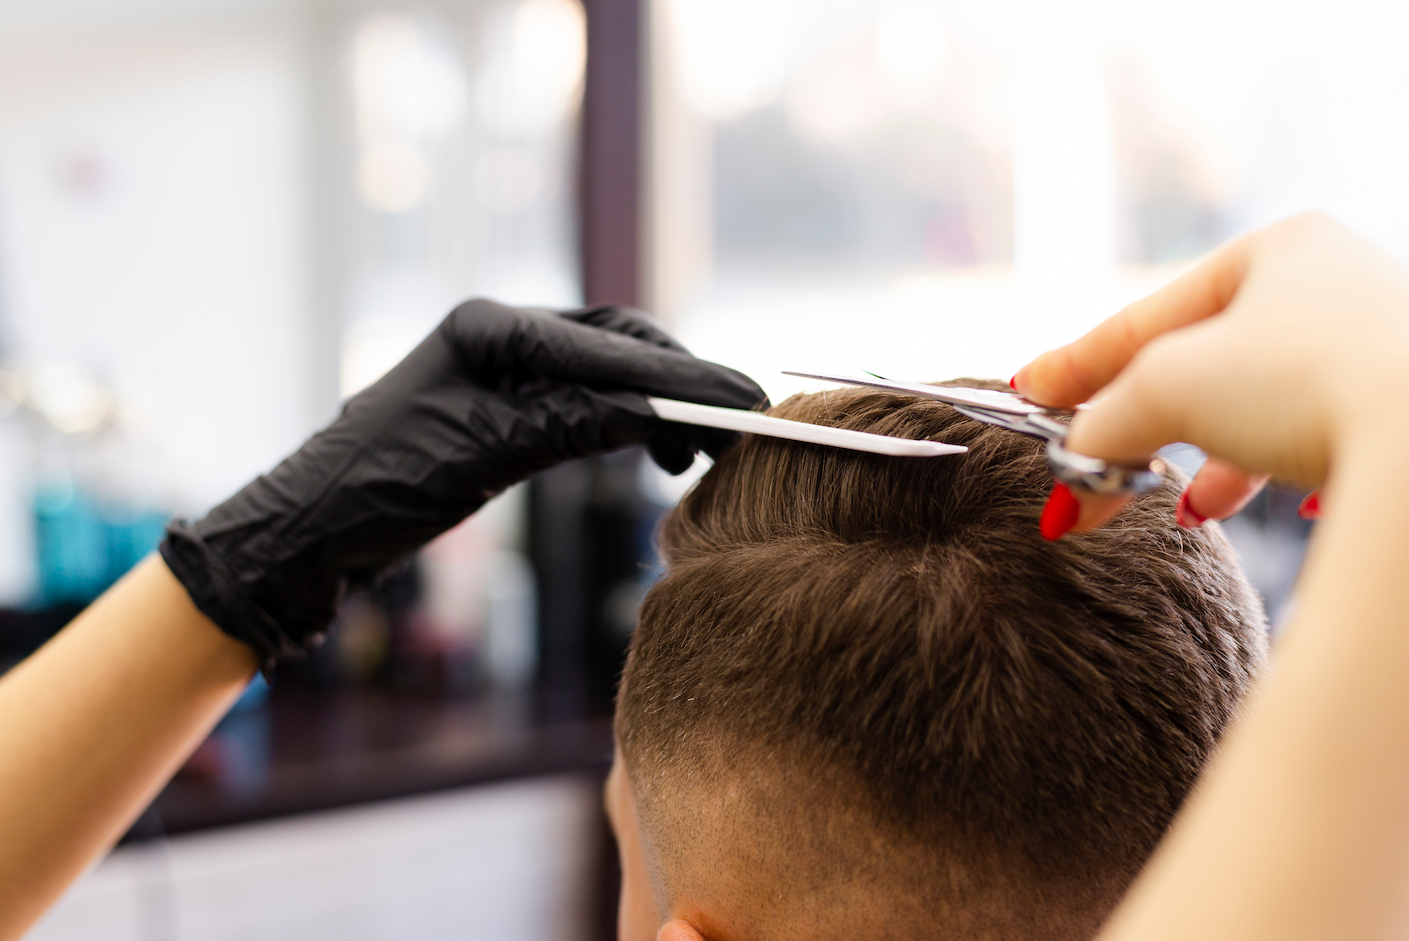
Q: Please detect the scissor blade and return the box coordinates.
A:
[951,403,1036,434]
[951,404,1069,444]
[783,371,1050,416]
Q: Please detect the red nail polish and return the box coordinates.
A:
[1009,375,1018,390]
[1040,482,1080,541]
[1298,491,1320,520]
[1175,491,1209,529]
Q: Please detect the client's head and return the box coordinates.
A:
[608,383,1267,941]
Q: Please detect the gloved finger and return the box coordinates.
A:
[450,300,769,411]
[692,425,742,461]
[574,316,767,456]
[1014,234,1253,408]
[648,422,745,475]
[561,305,690,354]
[1176,458,1270,529]
[555,388,741,472]
[647,423,696,475]
[510,384,740,478]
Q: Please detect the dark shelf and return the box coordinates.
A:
[138,686,614,840]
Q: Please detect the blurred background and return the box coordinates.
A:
[0,0,1394,937]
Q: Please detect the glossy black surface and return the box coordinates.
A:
[140,686,614,839]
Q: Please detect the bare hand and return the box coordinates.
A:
[1014,213,1409,533]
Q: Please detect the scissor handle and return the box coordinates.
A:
[1046,440,1164,495]
[946,404,1162,494]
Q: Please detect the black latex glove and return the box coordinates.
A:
[160,299,767,668]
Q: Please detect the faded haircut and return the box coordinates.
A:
[615,382,1267,940]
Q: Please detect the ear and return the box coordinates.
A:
[657,919,707,941]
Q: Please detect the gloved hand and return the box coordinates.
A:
[160,299,767,669]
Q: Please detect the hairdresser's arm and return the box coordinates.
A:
[0,557,255,940]
[1015,213,1409,938]
[1102,413,1409,938]
[0,300,766,941]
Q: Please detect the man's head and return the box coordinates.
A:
[609,384,1267,941]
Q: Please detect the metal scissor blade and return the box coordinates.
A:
[950,403,1039,435]
[783,370,1052,416]
[952,404,1069,443]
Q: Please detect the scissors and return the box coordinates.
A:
[782,371,1164,495]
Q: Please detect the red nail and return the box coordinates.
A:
[1297,490,1320,520]
[1175,491,1209,529]
[1040,482,1080,541]
[1009,375,1018,390]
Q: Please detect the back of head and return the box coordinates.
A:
[616,384,1267,940]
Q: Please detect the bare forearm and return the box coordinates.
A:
[0,555,255,941]
[1103,437,1409,939]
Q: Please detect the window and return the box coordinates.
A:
[650,0,1409,402]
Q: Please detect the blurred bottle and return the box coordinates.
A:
[22,363,174,607]
[31,477,107,605]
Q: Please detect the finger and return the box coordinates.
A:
[529,318,768,410]
[562,305,690,354]
[1040,482,1131,540]
[1072,492,1133,534]
[1014,235,1253,408]
[1045,322,1260,537]
[520,387,733,477]
[693,426,741,461]
[1177,458,1269,528]
[647,424,697,475]
[649,422,743,474]
[1059,322,1221,467]
[447,299,769,410]
[1298,490,1321,519]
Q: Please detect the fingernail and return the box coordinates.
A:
[1040,482,1080,541]
[1175,491,1209,529]
[1297,490,1320,520]
[1009,375,1018,390]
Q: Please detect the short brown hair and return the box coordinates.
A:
[616,383,1267,938]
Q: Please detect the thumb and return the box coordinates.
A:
[1058,320,1243,534]
[1016,235,1252,407]
[1064,322,1219,466]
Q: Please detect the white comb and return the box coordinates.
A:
[647,398,967,458]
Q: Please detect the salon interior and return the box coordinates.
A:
[0,0,1403,937]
